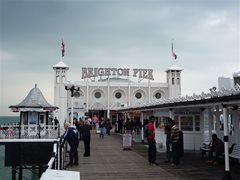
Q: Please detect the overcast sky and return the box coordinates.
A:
[0,0,239,116]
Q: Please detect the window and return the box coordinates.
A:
[155,92,161,99]
[135,92,142,99]
[39,114,44,124]
[195,115,200,131]
[23,113,28,125]
[29,112,37,125]
[56,76,60,83]
[172,78,175,85]
[180,116,193,131]
[115,92,122,99]
[94,92,101,99]
[62,76,66,83]
[177,78,180,85]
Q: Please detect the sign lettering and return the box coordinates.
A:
[82,67,154,80]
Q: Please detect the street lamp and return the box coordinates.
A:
[65,82,80,126]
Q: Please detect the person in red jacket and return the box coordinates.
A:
[147,116,159,166]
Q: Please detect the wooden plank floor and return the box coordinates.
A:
[67,131,240,180]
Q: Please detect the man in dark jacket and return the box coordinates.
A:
[62,122,79,166]
[79,120,92,157]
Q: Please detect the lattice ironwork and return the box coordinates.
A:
[0,125,60,139]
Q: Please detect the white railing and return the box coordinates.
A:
[0,124,60,139]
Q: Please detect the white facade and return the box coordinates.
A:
[53,61,69,124]
[53,61,183,125]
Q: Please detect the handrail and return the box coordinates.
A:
[47,157,55,169]
[0,124,63,139]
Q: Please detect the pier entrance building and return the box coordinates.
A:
[53,61,183,126]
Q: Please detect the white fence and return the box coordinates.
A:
[0,124,61,139]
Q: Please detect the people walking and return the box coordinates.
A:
[118,117,123,134]
[99,117,106,139]
[106,118,112,135]
[92,114,98,129]
[147,116,159,166]
[79,120,92,157]
[62,122,79,166]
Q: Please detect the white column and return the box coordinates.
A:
[107,77,110,118]
[148,80,151,103]
[223,106,230,174]
[86,79,89,112]
[213,114,216,132]
[169,109,174,119]
[71,96,73,126]
[116,113,119,132]
[141,112,144,143]
[124,112,127,123]
[128,81,131,106]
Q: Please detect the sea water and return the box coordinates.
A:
[0,116,20,125]
[0,116,38,180]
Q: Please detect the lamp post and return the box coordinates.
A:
[65,83,80,126]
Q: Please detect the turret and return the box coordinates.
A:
[53,61,69,126]
[166,64,183,98]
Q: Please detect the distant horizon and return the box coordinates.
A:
[0,115,19,117]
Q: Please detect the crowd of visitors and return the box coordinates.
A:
[62,114,94,167]
[61,113,223,169]
[62,114,115,166]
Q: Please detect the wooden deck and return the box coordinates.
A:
[67,131,240,180]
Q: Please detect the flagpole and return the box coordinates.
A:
[171,39,177,65]
[171,39,174,65]
[61,39,65,61]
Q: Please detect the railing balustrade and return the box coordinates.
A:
[0,124,63,139]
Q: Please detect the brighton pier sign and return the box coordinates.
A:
[82,67,154,80]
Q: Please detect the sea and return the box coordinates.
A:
[0,116,38,180]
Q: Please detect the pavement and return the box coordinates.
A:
[67,131,240,180]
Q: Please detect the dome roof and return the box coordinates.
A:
[9,84,58,110]
[53,61,69,69]
[165,64,183,71]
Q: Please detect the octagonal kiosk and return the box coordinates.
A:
[8,84,58,138]
[0,84,60,180]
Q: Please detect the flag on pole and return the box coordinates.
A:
[172,42,177,60]
[61,40,65,57]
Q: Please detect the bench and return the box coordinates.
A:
[200,143,236,159]
[200,143,211,157]
[229,144,240,160]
